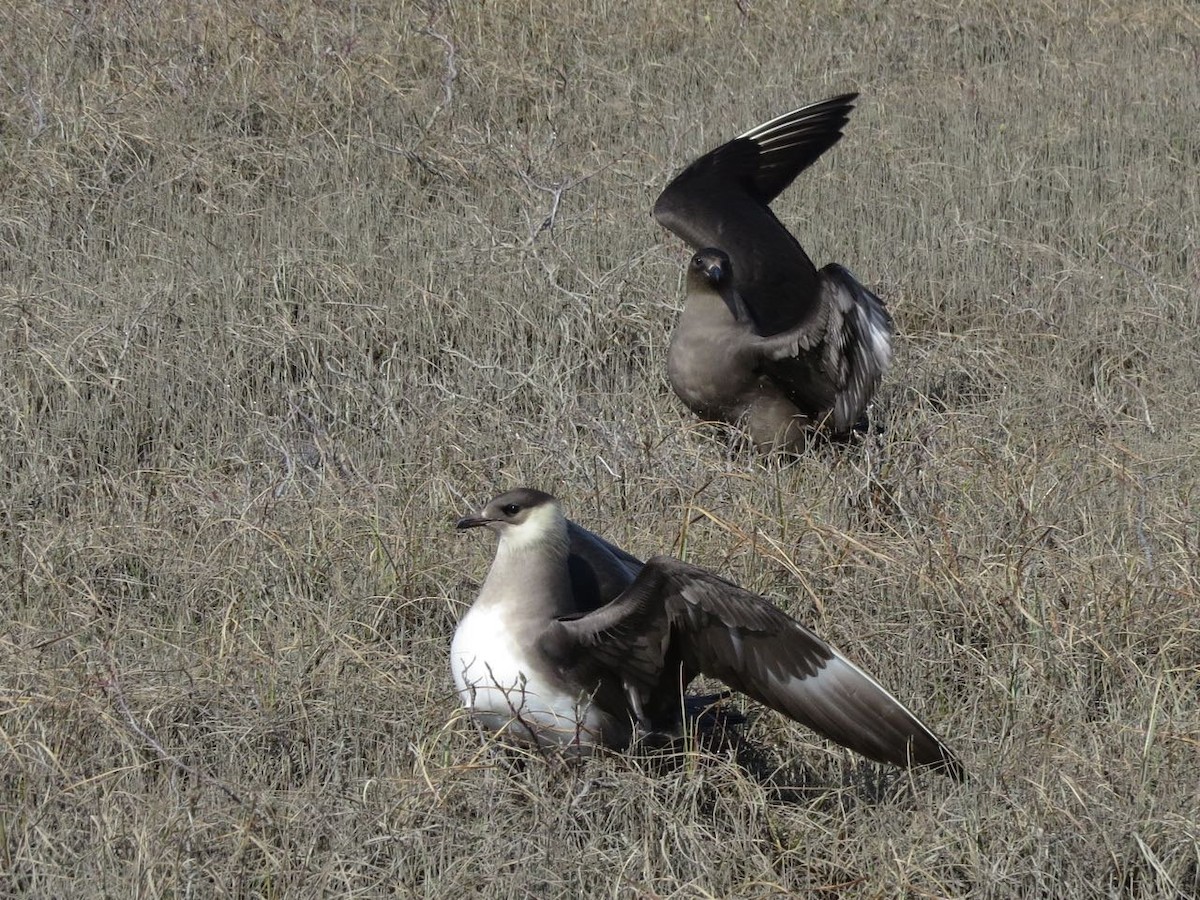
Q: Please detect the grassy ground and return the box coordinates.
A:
[2,0,1198,896]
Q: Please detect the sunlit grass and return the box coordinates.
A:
[1,0,1197,896]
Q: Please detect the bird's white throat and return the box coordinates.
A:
[495,501,569,559]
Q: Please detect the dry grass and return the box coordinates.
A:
[2,0,1198,896]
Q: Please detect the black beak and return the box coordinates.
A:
[455,515,490,530]
[693,251,726,283]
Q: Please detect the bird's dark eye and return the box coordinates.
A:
[502,503,521,516]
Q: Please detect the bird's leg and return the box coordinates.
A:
[624,680,654,734]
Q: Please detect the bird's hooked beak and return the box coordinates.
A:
[455,514,490,530]
[702,258,725,282]
[691,251,727,285]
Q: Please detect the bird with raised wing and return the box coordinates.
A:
[452,488,962,778]
[654,93,894,450]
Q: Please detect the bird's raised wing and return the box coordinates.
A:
[566,519,643,612]
[558,554,962,778]
[653,94,859,336]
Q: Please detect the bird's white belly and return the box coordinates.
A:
[450,603,610,748]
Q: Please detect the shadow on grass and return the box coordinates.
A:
[467,695,942,815]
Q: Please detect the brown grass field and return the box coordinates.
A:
[2,1,1198,896]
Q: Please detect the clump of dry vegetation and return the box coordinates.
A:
[2,0,1197,896]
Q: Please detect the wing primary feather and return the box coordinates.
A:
[736,92,859,142]
[559,555,962,778]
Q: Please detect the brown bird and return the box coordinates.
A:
[452,488,962,778]
[653,93,894,450]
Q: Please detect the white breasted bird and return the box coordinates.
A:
[452,488,962,778]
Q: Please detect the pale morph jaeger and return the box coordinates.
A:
[654,93,894,450]
[453,488,962,778]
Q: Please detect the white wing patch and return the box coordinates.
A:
[768,653,941,746]
[728,627,746,667]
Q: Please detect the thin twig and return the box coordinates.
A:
[420,27,458,119]
[517,162,613,241]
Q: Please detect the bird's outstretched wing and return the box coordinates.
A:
[558,554,962,778]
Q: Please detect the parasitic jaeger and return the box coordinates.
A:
[452,488,962,778]
[654,93,894,450]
